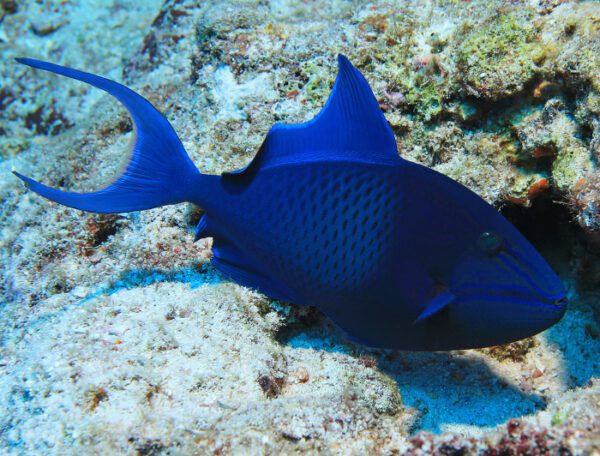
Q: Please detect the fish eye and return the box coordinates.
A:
[477,231,503,256]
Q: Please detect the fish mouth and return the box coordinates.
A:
[452,283,568,331]
[547,294,568,308]
[454,283,567,308]
[553,296,568,306]
[441,285,568,349]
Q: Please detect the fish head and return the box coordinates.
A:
[408,164,567,349]
[440,217,568,348]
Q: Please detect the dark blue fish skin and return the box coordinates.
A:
[13,55,567,350]
[199,159,566,350]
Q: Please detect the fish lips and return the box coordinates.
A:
[457,287,568,344]
[411,287,566,350]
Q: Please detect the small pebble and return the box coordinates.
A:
[30,18,66,36]
[296,367,309,383]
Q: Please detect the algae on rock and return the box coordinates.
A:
[455,9,544,100]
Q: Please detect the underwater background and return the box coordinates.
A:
[0,0,598,454]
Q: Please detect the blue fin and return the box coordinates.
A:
[224,54,400,177]
[194,214,213,241]
[13,58,201,213]
[413,290,456,324]
[212,238,301,303]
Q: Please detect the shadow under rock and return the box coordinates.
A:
[277,307,544,434]
[503,198,600,390]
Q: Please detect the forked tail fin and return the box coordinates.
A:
[13,58,202,213]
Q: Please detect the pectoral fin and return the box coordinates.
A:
[413,289,456,324]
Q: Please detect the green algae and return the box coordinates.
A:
[456,9,544,100]
[404,77,445,122]
[552,144,592,192]
[551,409,568,426]
[513,98,593,192]
[301,61,335,106]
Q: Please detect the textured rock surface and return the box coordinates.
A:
[1,0,599,454]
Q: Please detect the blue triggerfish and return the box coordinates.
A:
[14,55,567,350]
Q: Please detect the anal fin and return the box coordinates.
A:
[212,238,300,304]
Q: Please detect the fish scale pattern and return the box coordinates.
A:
[240,163,400,303]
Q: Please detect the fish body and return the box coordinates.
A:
[14,55,567,350]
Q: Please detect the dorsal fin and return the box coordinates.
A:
[224,54,400,177]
